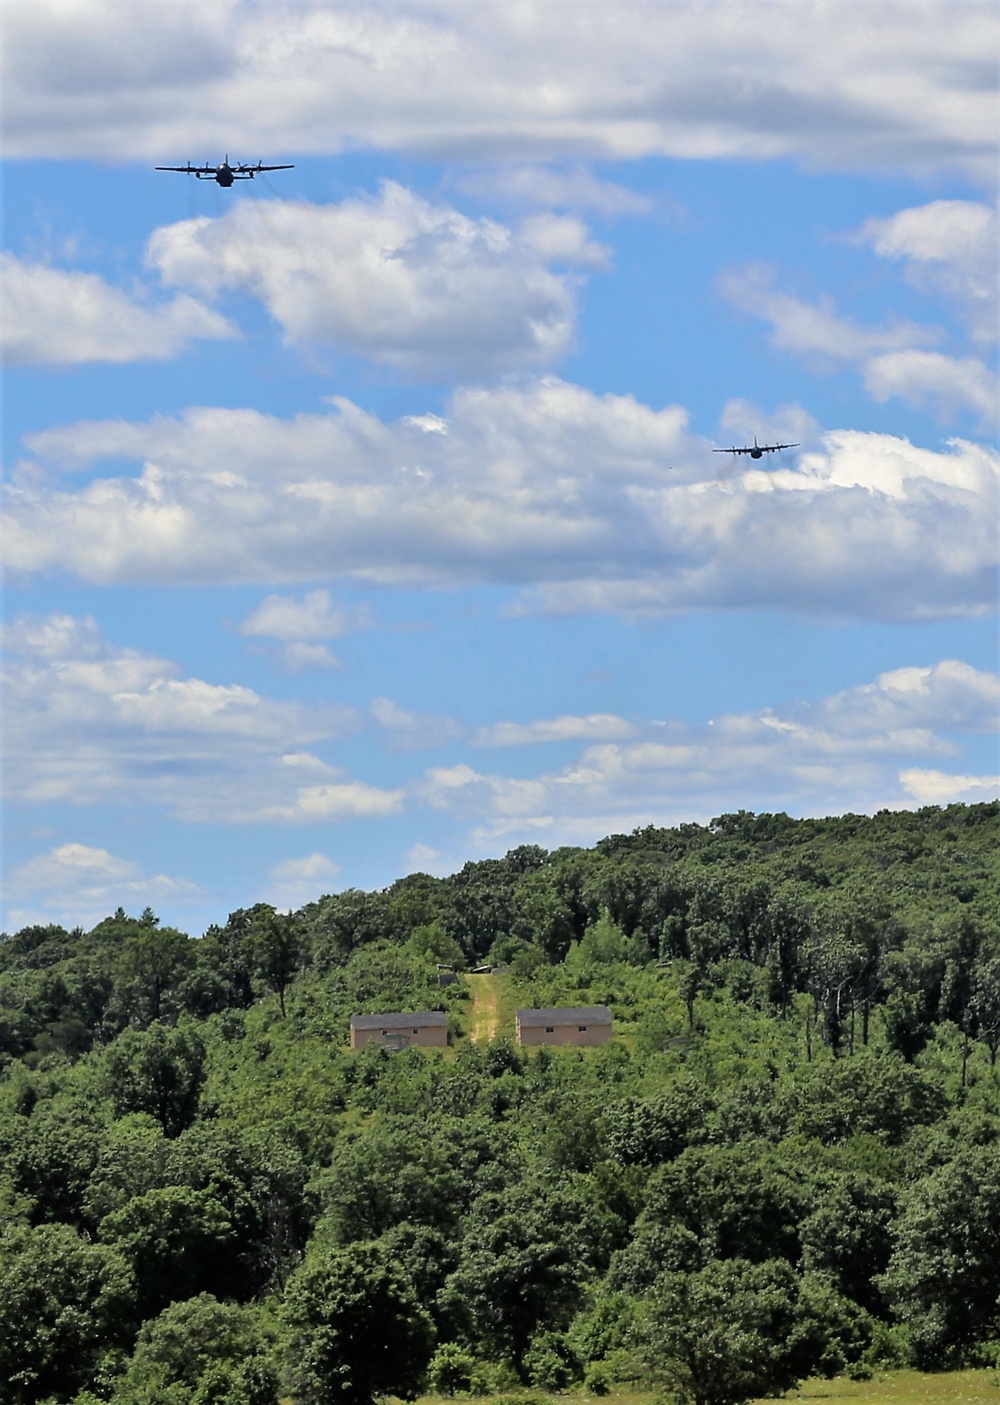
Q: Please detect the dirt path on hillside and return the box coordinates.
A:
[468,975,501,1044]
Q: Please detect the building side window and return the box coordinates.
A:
[412,1028,419,1034]
[578,1026,587,1031]
[545,1026,554,1033]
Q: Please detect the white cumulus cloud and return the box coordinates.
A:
[240,590,373,669]
[4,842,200,931]
[1,612,406,824]
[898,769,1000,806]
[856,199,998,345]
[473,713,637,746]
[719,254,996,428]
[369,697,465,751]
[262,853,342,909]
[276,642,342,671]
[406,842,446,874]
[255,779,405,824]
[1,253,235,365]
[717,263,937,367]
[6,380,997,621]
[815,660,1000,736]
[240,590,372,640]
[146,185,602,377]
[3,2,996,182]
[863,350,998,423]
[417,660,1000,852]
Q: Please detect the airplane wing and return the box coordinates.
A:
[235,163,295,173]
[155,165,213,174]
[713,441,800,455]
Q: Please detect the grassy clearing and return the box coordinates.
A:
[789,1370,999,1403]
[465,972,520,1044]
[467,974,502,1043]
[416,1371,1000,1405]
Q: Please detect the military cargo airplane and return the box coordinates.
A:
[713,436,799,459]
[155,158,294,188]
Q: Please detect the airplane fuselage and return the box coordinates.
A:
[749,448,763,458]
[215,165,235,187]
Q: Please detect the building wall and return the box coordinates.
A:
[516,1019,612,1047]
[350,1023,449,1050]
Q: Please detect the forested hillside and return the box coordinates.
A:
[1,803,999,1405]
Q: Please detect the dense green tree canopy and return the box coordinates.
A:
[0,1223,133,1404]
[0,802,997,1399]
[880,1146,1000,1366]
[281,1242,434,1405]
[100,1021,206,1137]
[638,1258,808,1405]
[109,1294,278,1405]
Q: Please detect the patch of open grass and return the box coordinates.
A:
[416,1370,999,1405]
[463,972,521,1045]
[788,1369,999,1403]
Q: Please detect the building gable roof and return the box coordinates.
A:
[516,1005,612,1027]
[350,1010,448,1031]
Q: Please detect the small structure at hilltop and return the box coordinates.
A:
[349,1011,448,1050]
[515,1006,613,1047]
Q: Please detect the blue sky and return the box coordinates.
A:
[3,0,997,932]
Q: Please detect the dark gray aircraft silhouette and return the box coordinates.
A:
[155,158,294,188]
[714,435,799,460]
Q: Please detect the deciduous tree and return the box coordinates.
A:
[111,1293,277,1405]
[637,1258,806,1405]
[0,1223,133,1403]
[281,1242,434,1405]
[880,1147,1000,1366]
[99,1185,237,1320]
[246,909,303,1017]
[101,1021,206,1137]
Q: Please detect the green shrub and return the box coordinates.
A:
[583,1362,612,1395]
[427,1343,476,1395]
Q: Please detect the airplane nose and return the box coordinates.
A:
[751,449,762,458]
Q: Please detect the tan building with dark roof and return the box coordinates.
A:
[349,1011,448,1050]
[515,1006,613,1047]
